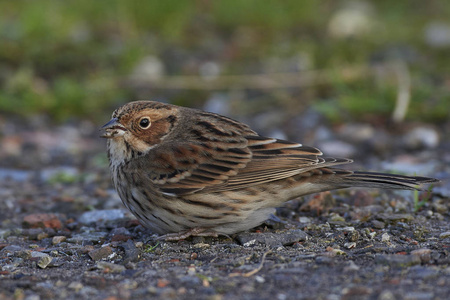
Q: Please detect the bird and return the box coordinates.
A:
[101,100,438,240]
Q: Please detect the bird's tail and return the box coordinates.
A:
[342,171,439,190]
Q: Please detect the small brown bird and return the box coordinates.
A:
[101,101,438,240]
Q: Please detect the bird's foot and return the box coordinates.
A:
[156,227,231,241]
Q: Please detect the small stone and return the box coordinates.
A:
[439,231,450,239]
[381,233,390,243]
[298,217,311,223]
[79,209,125,225]
[16,250,32,259]
[122,239,140,263]
[432,202,448,214]
[52,236,67,245]
[371,220,385,229]
[347,230,359,242]
[0,230,12,239]
[37,232,49,240]
[31,252,53,269]
[236,230,308,247]
[408,266,439,280]
[110,227,132,242]
[378,290,395,300]
[23,213,62,229]
[344,242,356,249]
[315,256,333,265]
[375,254,421,267]
[337,226,355,232]
[187,265,196,276]
[404,292,434,300]
[193,243,210,249]
[67,231,108,244]
[88,246,113,261]
[1,245,23,254]
[377,214,413,224]
[96,261,126,273]
[411,249,432,263]
[344,260,360,271]
[68,282,84,292]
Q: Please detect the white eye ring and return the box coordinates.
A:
[139,117,151,129]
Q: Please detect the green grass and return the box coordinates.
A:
[0,0,448,122]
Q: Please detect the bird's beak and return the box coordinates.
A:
[100,118,126,138]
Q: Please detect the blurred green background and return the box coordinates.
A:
[1,0,449,123]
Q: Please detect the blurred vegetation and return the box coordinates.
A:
[0,0,449,123]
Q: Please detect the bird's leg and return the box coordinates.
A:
[156,227,231,241]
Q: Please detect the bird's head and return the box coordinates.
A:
[101,101,179,154]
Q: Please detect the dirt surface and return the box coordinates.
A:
[0,119,449,300]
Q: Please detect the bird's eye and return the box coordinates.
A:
[139,117,151,129]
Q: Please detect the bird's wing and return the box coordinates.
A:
[206,136,351,192]
[130,135,351,196]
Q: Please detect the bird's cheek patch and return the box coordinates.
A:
[127,135,157,153]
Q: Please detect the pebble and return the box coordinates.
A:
[439,231,450,239]
[67,231,108,244]
[298,217,311,224]
[344,242,356,249]
[0,229,12,239]
[96,261,126,273]
[315,256,334,265]
[407,265,439,280]
[31,251,53,269]
[0,168,32,182]
[22,213,63,229]
[88,246,113,261]
[411,249,432,263]
[236,230,308,248]
[122,239,140,263]
[375,254,421,267]
[404,292,435,300]
[347,230,359,242]
[344,260,360,271]
[371,220,385,229]
[68,282,84,292]
[378,290,395,300]
[79,209,126,225]
[52,236,67,245]
[16,250,32,259]
[432,202,447,214]
[433,185,450,198]
[377,214,413,224]
[21,228,44,240]
[381,233,390,243]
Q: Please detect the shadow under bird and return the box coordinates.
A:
[100,101,439,240]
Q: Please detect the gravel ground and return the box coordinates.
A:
[0,117,449,300]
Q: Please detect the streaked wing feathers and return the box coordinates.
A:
[140,135,352,195]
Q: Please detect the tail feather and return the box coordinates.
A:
[344,171,439,190]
